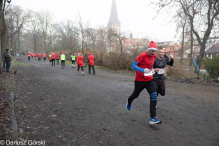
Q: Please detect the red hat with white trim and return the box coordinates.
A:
[148,41,157,51]
[78,52,81,54]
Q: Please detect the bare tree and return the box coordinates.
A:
[156,0,219,71]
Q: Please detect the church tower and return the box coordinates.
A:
[108,0,121,35]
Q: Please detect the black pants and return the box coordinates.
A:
[128,80,157,118]
[153,79,165,96]
[89,65,95,74]
[44,58,46,62]
[77,66,84,71]
[72,60,75,65]
[28,57,30,62]
[61,60,65,67]
[57,59,59,65]
[52,59,55,66]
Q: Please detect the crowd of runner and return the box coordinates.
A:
[26,51,96,76]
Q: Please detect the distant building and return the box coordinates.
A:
[107,0,121,52]
[204,43,219,59]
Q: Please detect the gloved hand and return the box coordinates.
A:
[144,68,150,73]
[152,69,155,75]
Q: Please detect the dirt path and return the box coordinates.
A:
[10,57,219,146]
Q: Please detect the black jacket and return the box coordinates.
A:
[4,52,11,62]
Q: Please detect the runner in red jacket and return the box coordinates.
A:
[126,41,161,125]
[77,52,84,76]
[38,53,42,61]
[56,53,60,65]
[34,53,37,59]
[31,53,33,59]
[43,53,47,62]
[87,52,96,75]
[27,52,31,62]
[51,52,56,67]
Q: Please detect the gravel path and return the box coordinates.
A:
[10,57,219,146]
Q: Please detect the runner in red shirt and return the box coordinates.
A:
[51,52,56,67]
[77,52,84,76]
[31,53,33,59]
[56,53,60,65]
[33,53,37,59]
[27,52,31,62]
[43,53,47,62]
[87,52,96,75]
[126,41,161,124]
[38,53,42,61]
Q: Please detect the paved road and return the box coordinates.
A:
[11,57,219,146]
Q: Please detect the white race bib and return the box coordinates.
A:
[158,68,165,74]
[144,70,153,76]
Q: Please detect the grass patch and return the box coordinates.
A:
[11,57,29,69]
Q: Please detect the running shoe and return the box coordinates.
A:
[126,102,131,110]
[149,117,162,124]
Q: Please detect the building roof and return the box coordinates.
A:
[164,44,181,53]
[205,43,219,54]
[122,38,149,48]
[108,0,120,24]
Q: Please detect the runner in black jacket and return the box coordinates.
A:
[153,49,174,108]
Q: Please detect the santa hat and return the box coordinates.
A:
[90,52,92,54]
[148,41,157,51]
[78,52,81,54]
[72,53,74,55]
[62,52,64,54]
[53,52,54,53]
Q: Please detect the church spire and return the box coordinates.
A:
[108,0,121,34]
[108,0,120,24]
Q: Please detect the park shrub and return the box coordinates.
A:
[203,54,219,78]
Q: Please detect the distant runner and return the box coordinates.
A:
[77,52,84,76]
[60,52,66,69]
[87,52,95,75]
[27,52,31,62]
[56,53,60,65]
[71,53,76,68]
[43,53,47,62]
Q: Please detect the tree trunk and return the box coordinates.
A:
[180,24,185,65]
[190,25,193,66]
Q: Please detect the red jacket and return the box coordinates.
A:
[31,53,33,56]
[27,53,31,57]
[38,53,42,58]
[88,54,95,65]
[135,52,156,82]
[43,54,47,58]
[56,55,60,59]
[51,53,55,59]
[77,56,84,67]
[34,53,36,57]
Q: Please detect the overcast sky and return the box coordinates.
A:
[12,0,177,42]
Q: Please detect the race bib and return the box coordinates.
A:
[158,68,165,74]
[144,70,153,76]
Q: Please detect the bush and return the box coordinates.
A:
[203,55,219,78]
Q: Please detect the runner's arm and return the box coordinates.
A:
[132,60,144,73]
[166,56,174,66]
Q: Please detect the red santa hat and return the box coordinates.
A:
[148,41,157,51]
[62,52,64,54]
[78,52,81,54]
[72,52,74,55]
[90,52,92,54]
